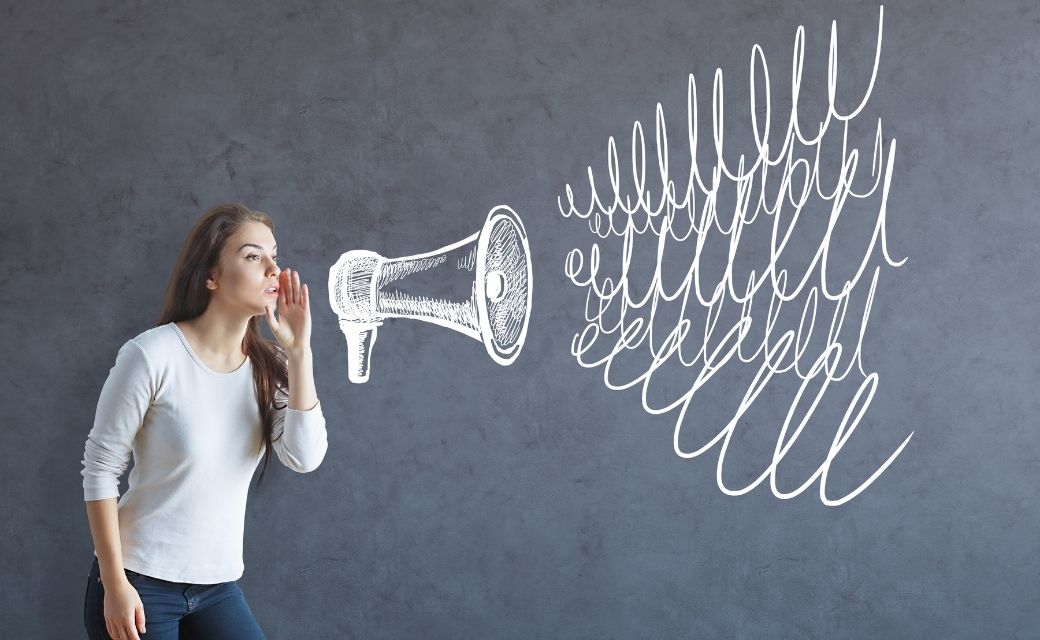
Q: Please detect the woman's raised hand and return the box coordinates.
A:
[264,267,312,355]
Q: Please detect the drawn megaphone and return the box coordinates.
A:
[328,205,532,383]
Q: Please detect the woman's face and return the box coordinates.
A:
[207,221,281,317]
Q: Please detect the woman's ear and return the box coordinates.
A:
[206,267,219,290]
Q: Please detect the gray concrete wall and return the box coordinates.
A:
[2,0,1036,636]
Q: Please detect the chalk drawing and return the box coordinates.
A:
[560,6,912,506]
[330,206,532,383]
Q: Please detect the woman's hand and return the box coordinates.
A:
[104,576,146,640]
[264,267,312,355]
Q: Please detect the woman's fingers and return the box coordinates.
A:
[279,268,305,307]
[136,603,147,635]
[279,268,300,306]
[106,618,124,640]
[127,618,142,639]
[123,613,141,640]
[285,268,298,305]
[128,614,142,639]
[107,616,138,640]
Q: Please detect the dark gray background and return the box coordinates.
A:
[2,0,1037,637]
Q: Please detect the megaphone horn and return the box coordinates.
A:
[328,205,532,383]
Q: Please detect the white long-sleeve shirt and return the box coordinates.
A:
[81,322,328,584]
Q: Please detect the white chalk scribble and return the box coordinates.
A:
[559,6,912,506]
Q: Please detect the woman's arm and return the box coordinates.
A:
[272,349,328,472]
[266,268,327,471]
[86,498,147,639]
[81,338,153,638]
[287,345,318,411]
[84,498,127,584]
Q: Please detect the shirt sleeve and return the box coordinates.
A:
[81,339,155,501]
[270,383,329,473]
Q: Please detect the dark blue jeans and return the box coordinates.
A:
[84,556,267,639]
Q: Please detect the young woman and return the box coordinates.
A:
[81,203,329,640]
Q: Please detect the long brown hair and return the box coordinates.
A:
[157,203,287,487]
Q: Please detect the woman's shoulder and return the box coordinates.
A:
[120,323,182,364]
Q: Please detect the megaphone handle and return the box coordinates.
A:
[342,323,379,383]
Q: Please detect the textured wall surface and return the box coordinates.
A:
[2,0,1037,637]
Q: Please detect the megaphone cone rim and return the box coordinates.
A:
[476,205,532,365]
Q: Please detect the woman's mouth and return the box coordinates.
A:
[264,287,279,296]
